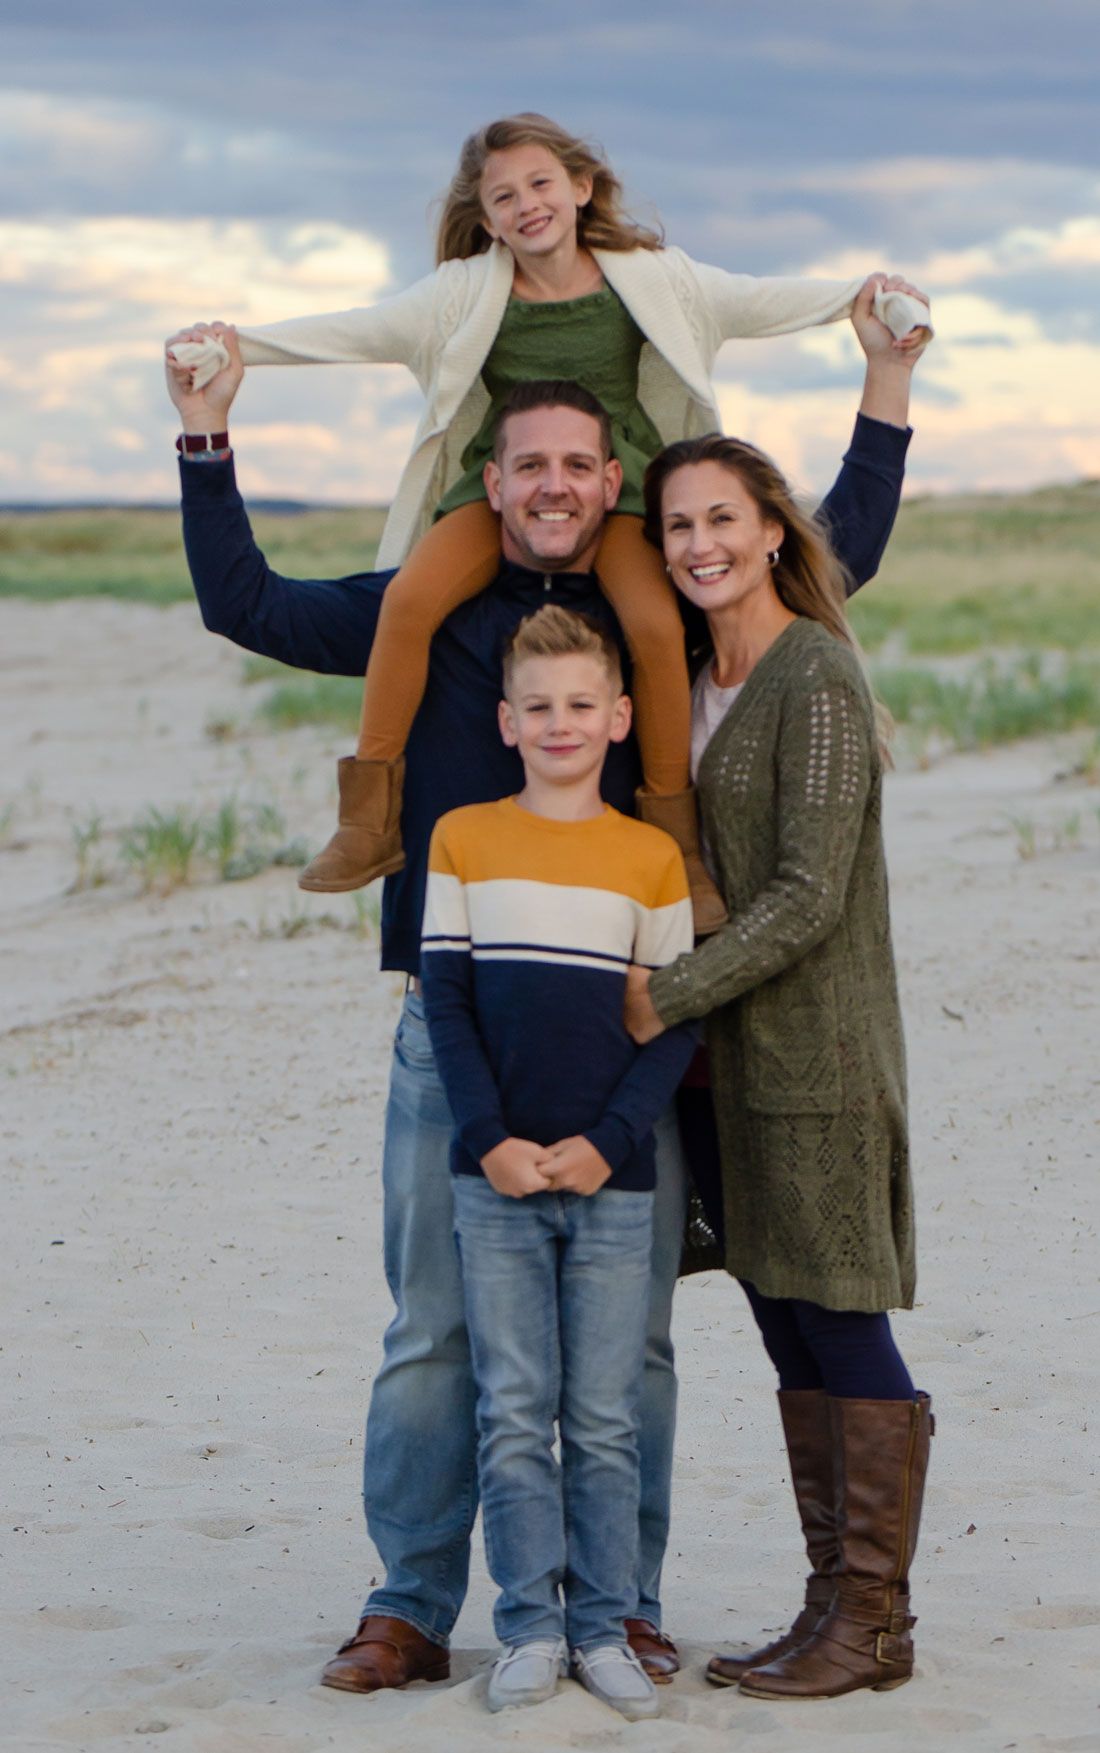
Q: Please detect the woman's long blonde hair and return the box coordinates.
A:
[643,435,894,761]
[435,112,664,265]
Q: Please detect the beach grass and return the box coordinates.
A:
[0,505,387,603]
[873,655,1100,753]
[254,673,364,732]
[5,481,1099,749]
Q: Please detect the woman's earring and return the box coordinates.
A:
[767,549,780,568]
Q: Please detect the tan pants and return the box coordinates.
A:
[356,501,691,795]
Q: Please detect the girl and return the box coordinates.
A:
[624,435,931,1698]
[167,113,929,933]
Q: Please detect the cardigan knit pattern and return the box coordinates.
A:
[172,244,928,567]
[649,618,915,1313]
[421,798,696,1190]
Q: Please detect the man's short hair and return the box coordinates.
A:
[502,604,623,696]
[491,379,614,463]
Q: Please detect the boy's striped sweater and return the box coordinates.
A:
[421,797,697,1190]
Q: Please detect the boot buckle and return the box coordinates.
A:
[875,1631,902,1665]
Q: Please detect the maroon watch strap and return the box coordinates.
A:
[176,431,230,453]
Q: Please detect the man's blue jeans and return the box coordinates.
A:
[452,1176,654,1652]
[361,992,686,1645]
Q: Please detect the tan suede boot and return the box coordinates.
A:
[634,788,728,937]
[298,755,406,892]
[706,1389,838,1687]
[739,1393,933,1700]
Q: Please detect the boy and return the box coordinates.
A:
[420,605,697,1720]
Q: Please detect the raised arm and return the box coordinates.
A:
[234,267,441,368]
[166,323,390,673]
[687,255,930,344]
[166,266,443,385]
[816,275,930,592]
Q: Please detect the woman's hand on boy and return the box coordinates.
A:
[541,1137,613,1196]
[481,1137,554,1198]
[624,966,666,1045]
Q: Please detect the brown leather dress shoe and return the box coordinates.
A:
[320,1615,450,1693]
[625,1618,680,1683]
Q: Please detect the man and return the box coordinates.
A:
[165,286,924,1692]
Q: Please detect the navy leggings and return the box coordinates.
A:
[678,1084,914,1401]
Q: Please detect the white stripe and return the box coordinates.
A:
[633,896,695,968]
[422,869,468,941]
[471,946,628,975]
[462,877,671,965]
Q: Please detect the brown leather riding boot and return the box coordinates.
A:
[706,1389,838,1687]
[634,787,728,937]
[740,1392,933,1699]
[298,755,406,892]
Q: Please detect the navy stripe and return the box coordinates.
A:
[467,940,633,966]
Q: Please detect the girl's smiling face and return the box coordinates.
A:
[659,461,784,616]
[480,143,592,262]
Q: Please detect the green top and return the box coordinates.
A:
[650,619,915,1313]
[436,286,663,520]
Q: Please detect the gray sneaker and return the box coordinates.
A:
[487,1637,568,1711]
[571,1643,660,1719]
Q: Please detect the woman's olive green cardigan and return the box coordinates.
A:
[651,617,915,1312]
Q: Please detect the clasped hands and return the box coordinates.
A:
[480,1135,612,1199]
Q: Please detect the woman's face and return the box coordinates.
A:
[659,461,784,617]
[480,143,592,262]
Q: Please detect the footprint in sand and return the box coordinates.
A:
[35,1605,132,1631]
[177,1515,262,1540]
[86,1416,162,1432]
[1011,1602,1100,1630]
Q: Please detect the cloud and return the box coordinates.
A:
[2,9,1100,502]
[0,215,392,329]
[0,214,413,502]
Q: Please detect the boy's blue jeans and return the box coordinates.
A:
[452,1175,654,1651]
[360,992,687,1646]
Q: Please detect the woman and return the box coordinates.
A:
[624,435,932,1699]
[166,112,928,928]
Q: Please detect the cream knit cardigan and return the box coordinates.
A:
[174,243,928,569]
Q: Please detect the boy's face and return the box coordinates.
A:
[499,652,631,790]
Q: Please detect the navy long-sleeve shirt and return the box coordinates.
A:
[180,413,910,974]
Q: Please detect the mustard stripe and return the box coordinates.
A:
[429,799,690,908]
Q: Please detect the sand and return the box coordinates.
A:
[2,598,1098,1753]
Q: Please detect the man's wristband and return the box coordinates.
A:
[176,431,230,454]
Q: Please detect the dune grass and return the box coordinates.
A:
[5,481,1099,750]
[848,482,1100,655]
[0,505,387,603]
[873,655,1100,753]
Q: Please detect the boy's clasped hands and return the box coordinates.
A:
[480,1135,612,1198]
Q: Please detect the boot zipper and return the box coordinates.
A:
[893,1400,919,1582]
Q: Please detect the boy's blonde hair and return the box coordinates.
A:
[502,606,623,697]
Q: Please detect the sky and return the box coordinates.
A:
[2,0,1099,505]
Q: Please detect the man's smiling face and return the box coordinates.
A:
[484,404,623,574]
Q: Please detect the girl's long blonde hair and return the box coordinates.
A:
[643,435,894,761]
[435,113,664,265]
